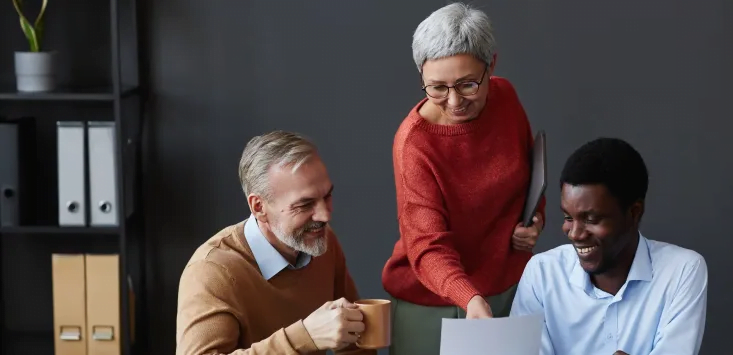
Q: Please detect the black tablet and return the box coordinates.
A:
[522,130,547,227]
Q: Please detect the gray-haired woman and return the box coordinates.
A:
[381,3,545,354]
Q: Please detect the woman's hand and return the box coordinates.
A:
[466,295,493,319]
[512,213,544,252]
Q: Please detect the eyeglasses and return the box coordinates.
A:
[421,65,488,99]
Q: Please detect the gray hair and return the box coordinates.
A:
[412,2,496,71]
[238,130,318,199]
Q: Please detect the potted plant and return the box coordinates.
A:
[11,0,54,92]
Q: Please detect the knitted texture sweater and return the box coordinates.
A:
[382,76,546,310]
[176,221,376,355]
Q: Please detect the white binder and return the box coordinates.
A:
[87,122,119,226]
[57,122,87,226]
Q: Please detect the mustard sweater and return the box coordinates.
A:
[175,220,376,355]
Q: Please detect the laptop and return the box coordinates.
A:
[521,130,547,227]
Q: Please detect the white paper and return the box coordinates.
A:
[440,314,545,355]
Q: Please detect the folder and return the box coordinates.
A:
[87,122,119,226]
[52,254,88,355]
[85,254,121,355]
[0,118,37,227]
[521,130,547,227]
[57,122,87,226]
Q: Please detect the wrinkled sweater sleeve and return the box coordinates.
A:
[396,142,481,310]
[175,261,319,355]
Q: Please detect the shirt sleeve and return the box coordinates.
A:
[330,231,379,355]
[175,261,319,355]
[648,255,708,355]
[396,143,481,310]
[509,257,555,355]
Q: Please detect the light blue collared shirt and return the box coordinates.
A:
[510,234,708,355]
[244,215,311,280]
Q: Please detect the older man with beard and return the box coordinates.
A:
[176,131,376,355]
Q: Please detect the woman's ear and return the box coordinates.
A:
[488,53,498,75]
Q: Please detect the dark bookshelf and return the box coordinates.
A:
[0,85,140,101]
[3,330,55,354]
[0,0,148,353]
[0,226,120,235]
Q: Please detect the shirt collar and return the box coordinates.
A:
[244,214,311,280]
[570,232,653,293]
[626,233,653,282]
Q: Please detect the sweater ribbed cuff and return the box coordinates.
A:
[285,320,319,353]
[447,278,482,311]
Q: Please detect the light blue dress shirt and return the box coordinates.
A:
[510,234,708,355]
[244,214,311,280]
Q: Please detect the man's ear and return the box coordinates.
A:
[247,194,269,224]
[629,199,645,227]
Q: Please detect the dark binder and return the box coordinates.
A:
[0,117,38,227]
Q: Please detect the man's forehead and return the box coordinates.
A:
[267,160,331,198]
[274,182,333,208]
[561,184,612,210]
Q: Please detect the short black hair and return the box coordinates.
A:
[560,137,649,210]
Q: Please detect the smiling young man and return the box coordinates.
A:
[510,138,708,355]
[176,131,376,355]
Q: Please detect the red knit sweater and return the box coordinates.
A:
[382,76,546,310]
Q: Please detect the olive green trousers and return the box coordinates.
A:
[388,284,518,355]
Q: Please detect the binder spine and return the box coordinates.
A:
[57,121,87,227]
[87,122,119,226]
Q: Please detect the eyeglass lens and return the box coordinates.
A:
[425,82,479,98]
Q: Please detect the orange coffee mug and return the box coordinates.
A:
[354,299,391,349]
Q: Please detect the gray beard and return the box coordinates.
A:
[271,220,328,257]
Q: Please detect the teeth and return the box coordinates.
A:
[576,246,596,255]
[453,107,466,112]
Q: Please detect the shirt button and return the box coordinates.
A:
[607,334,613,340]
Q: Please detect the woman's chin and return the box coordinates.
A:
[442,105,478,123]
[447,112,477,124]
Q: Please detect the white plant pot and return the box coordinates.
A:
[14,51,57,92]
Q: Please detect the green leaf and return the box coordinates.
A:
[12,0,39,51]
[11,0,25,20]
[35,0,48,50]
[36,0,48,28]
[19,16,39,52]
[12,0,47,52]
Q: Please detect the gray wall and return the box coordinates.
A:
[2,0,728,354]
[144,0,732,354]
